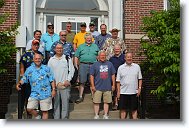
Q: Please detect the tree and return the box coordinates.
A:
[140,0,180,101]
[0,0,18,73]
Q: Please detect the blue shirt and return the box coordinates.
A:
[109,53,125,75]
[21,63,55,100]
[20,50,43,71]
[41,32,60,51]
[95,33,111,50]
[49,40,75,57]
[90,61,116,91]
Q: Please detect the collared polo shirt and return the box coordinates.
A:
[21,64,54,100]
[75,43,99,63]
[95,33,111,50]
[41,32,60,51]
[49,40,75,57]
[116,63,142,94]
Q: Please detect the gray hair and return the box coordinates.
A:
[98,50,106,56]
[84,32,93,39]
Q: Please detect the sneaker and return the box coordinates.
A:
[94,115,100,119]
[35,115,41,119]
[103,115,109,119]
[75,97,83,104]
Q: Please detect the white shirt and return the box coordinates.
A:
[116,63,142,94]
[26,39,45,56]
[48,54,75,87]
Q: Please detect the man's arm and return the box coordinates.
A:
[111,74,115,92]
[137,79,142,97]
[116,81,120,100]
[51,80,56,98]
[74,57,79,69]
[20,63,25,76]
[90,75,96,92]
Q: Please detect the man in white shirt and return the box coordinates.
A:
[26,30,45,56]
[116,52,142,119]
[48,43,75,119]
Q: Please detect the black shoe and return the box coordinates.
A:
[75,97,83,104]
[69,99,74,103]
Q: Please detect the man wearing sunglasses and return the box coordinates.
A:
[41,22,60,63]
[49,30,74,58]
[73,22,94,51]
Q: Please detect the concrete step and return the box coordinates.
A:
[69,110,120,119]
[9,93,18,103]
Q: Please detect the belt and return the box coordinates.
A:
[80,62,93,65]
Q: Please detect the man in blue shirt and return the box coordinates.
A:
[41,22,60,63]
[19,39,43,118]
[49,30,74,58]
[95,24,111,50]
[90,50,116,119]
[109,44,125,110]
[16,53,56,119]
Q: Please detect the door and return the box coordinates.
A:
[55,16,91,34]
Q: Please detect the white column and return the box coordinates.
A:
[112,0,122,38]
[23,0,34,41]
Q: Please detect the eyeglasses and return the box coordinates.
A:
[66,26,71,28]
[61,34,67,36]
[48,27,54,29]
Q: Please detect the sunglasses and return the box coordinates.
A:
[61,34,67,36]
[66,26,71,28]
[48,27,54,29]
[81,25,86,27]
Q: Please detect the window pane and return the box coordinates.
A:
[46,16,54,25]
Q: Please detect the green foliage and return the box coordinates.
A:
[0,0,18,73]
[140,0,180,99]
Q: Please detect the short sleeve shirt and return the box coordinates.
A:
[75,43,99,63]
[95,33,111,50]
[90,61,116,91]
[116,63,142,94]
[41,32,60,51]
[21,64,55,100]
[49,40,75,57]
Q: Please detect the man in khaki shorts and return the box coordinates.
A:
[16,53,56,119]
[90,50,116,119]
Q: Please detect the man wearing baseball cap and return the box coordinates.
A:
[88,21,100,39]
[41,22,60,63]
[19,39,43,119]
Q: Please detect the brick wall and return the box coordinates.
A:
[124,0,164,109]
[0,0,18,118]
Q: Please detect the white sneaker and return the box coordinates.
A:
[103,115,109,119]
[94,115,100,119]
[35,115,41,119]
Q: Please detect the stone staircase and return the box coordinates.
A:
[69,86,120,119]
[5,86,120,120]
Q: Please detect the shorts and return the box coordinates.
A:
[79,63,92,84]
[93,90,112,103]
[27,97,52,111]
[119,94,138,111]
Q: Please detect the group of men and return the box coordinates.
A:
[16,21,142,120]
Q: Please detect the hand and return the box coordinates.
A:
[16,83,21,91]
[64,80,71,87]
[137,88,141,97]
[51,90,56,98]
[112,86,115,92]
[91,86,96,93]
[117,92,120,100]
